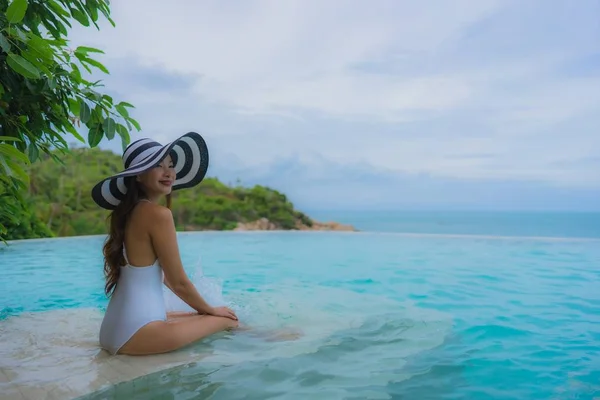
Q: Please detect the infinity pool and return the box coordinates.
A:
[1,231,599,399]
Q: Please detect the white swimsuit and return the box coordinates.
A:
[99,246,167,355]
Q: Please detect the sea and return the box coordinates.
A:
[0,210,599,400]
[308,210,600,239]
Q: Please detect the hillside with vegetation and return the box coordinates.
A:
[1,146,355,241]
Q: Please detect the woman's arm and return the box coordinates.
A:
[162,273,175,293]
[149,206,215,315]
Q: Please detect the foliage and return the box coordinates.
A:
[0,0,140,241]
[0,146,315,240]
[0,174,52,240]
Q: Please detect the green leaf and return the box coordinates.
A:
[5,26,27,42]
[65,123,85,143]
[0,33,11,53]
[96,3,116,27]
[69,98,80,116]
[74,45,105,55]
[80,57,109,74]
[0,136,22,142]
[116,123,130,149]
[4,158,29,184]
[72,1,98,28]
[27,144,39,162]
[71,9,90,27]
[6,53,41,79]
[0,156,11,178]
[47,0,70,17]
[19,50,52,76]
[116,123,128,136]
[117,101,135,109]
[26,33,54,60]
[41,18,61,39]
[101,94,113,107]
[70,62,82,81]
[47,77,56,90]
[90,105,104,124]
[46,128,69,149]
[102,117,116,140]
[0,143,30,164]
[6,0,28,24]
[88,124,103,147]
[89,8,99,23]
[84,88,102,102]
[115,104,129,118]
[127,118,141,132]
[86,0,99,21]
[46,11,69,36]
[0,83,4,96]
[79,100,91,123]
[78,59,92,74]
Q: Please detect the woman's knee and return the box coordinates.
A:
[221,317,239,330]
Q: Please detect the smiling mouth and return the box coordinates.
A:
[159,180,173,187]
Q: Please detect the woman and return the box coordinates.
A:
[92,131,240,356]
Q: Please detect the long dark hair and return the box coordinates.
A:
[102,177,172,296]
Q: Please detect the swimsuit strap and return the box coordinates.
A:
[122,244,130,265]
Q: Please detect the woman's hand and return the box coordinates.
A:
[209,306,238,321]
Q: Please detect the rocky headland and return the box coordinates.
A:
[233,217,357,232]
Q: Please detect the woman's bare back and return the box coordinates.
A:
[122,201,158,267]
[115,201,240,355]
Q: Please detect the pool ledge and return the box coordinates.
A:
[0,308,214,400]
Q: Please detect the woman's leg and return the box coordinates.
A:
[118,315,239,356]
[165,313,301,340]
[166,311,197,320]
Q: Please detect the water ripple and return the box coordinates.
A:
[1,232,600,399]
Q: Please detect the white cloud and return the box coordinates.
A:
[72,0,505,119]
[70,0,600,208]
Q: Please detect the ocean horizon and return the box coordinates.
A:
[4,210,599,245]
[304,210,600,239]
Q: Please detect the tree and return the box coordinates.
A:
[0,0,140,241]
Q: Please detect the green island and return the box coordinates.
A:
[1,146,356,241]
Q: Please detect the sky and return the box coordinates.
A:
[68,0,600,211]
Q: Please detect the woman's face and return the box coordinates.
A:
[136,155,176,199]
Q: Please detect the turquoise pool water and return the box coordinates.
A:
[1,230,600,399]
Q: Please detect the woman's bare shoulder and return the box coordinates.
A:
[132,202,174,229]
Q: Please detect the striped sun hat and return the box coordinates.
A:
[91,131,209,210]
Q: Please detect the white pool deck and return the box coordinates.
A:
[0,308,214,400]
[1,351,209,400]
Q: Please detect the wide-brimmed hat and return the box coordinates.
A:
[91,131,209,210]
